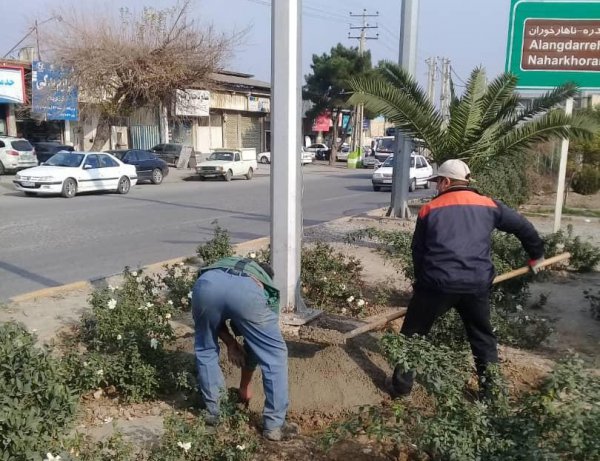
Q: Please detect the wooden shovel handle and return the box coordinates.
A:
[492,252,571,284]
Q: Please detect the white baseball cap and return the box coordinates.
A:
[427,159,472,182]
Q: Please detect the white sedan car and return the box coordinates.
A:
[371,154,433,192]
[256,149,313,165]
[13,151,138,198]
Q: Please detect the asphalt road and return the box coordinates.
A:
[0,164,432,300]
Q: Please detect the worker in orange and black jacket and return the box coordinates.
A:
[390,159,545,398]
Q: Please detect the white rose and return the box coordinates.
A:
[44,453,62,461]
[96,369,104,376]
[165,313,172,320]
[236,444,246,450]
[177,441,192,452]
[167,300,174,306]
[356,299,365,307]
[117,334,122,340]
[150,338,159,349]
[187,291,193,299]
[249,252,256,259]
[346,296,355,303]
[131,271,138,277]
[107,299,117,310]
[341,308,348,314]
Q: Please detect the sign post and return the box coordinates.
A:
[506,0,600,232]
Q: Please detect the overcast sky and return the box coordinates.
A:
[1,0,509,91]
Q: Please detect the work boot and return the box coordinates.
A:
[263,421,300,441]
[203,413,220,427]
[390,365,414,398]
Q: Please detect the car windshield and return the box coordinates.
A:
[382,156,394,167]
[44,152,85,167]
[209,152,234,161]
[377,138,395,153]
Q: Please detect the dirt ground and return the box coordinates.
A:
[2,211,599,459]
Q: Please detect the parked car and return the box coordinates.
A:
[258,151,271,164]
[150,143,193,165]
[196,148,257,181]
[254,149,311,165]
[305,143,329,160]
[336,145,351,161]
[13,151,138,198]
[33,142,75,164]
[362,154,381,169]
[301,148,313,165]
[106,149,169,184]
[0,137,37,174]
[371,154,433,192]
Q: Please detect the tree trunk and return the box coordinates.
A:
[90,114,112,151]
[329,110,338,166]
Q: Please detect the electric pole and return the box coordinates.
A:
[349,9,378,154]
[426,57,437,104]
[439,58,451,126]
[389,0,420,218]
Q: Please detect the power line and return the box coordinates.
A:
[450,66,467,86]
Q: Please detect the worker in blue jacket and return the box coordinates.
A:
[191,256,298,441]
[391,159,545,397]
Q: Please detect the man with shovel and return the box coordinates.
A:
[191,256,298,441]
[391,159,545,398]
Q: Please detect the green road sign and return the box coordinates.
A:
[506,0,600,89]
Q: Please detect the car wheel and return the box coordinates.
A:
[409,178,416,192]
[198,175,206,181]
[373,185,381,192]
[0,161,5,175]
[245,168,254,180]
[224,169,233,181]
[151,168,164,185]
[424,180,430,189]
[260,155,269,164]
[24,192,37,197]
[61,178,77,198]
[117,176,131,194]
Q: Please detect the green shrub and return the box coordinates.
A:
[148,391,257,461]
[64,268,193,402]
[545,224,600,271]
[196,225,234,266]
[301,242,366,315]
[571,165,600,195]
[325,335,600,461]
[159,263,196,311]
[0,323,78,460]
[474,155,531,208]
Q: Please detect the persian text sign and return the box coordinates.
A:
[506,0,600,89]
[0,66,25,104]
[32,61,79,121]
[175,89,210,117]
[523,19,600,70]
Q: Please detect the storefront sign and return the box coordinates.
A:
[0,66,25,104]
[32,61,79,120]
[175,89,210,117]
[312,112,331,132]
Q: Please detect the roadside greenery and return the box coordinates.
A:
[323,334,600,461]
[0,323,78,460]
[196,224,234,266]
[349,63,598,206]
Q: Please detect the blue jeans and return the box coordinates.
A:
[191,268,289,431]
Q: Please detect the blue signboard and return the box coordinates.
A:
[32,61,79,121]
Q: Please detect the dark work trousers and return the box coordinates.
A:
[392,287,499,395]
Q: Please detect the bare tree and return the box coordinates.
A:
[46,1,239,150]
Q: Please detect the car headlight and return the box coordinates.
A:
[216,166,224,171]
[38,176,55,181]
[373,172,383,178]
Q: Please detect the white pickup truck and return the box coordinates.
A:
[196,148,257,181]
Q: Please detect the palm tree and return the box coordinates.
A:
[349,63,597,170]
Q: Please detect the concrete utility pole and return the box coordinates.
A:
[349,10,379,154]
[426,57,437,104]
[389,0,420,218]
[270,0,305,319]
[553,97,574,233]
[439,58,451,126]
